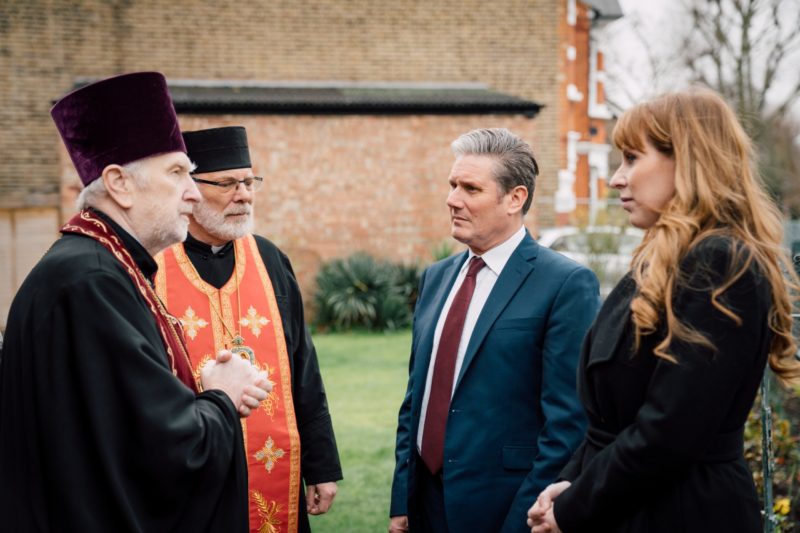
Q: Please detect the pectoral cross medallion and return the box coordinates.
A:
[231,335,256,365]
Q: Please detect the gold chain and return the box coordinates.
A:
[206,241,243,349]
[200,240,255,364]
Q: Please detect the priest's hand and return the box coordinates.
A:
[388,515,409,533]
[237,370,272,417]
[200,350,272,417]
[306,481,337,515]
[218,349,273,416]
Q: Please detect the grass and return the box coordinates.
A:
[308,330,412,532]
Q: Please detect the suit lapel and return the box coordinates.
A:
[454,235,537,391]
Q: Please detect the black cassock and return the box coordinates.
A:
[182,233,343,532]
[0,212,248,532]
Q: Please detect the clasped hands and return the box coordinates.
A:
[527,480,570,533]
[200,350,273,417]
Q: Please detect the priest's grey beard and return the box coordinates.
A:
[193,200,254,241]
[144,217,190,256]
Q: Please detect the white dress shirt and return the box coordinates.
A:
[416,225,527,451]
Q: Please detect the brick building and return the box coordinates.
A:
[0,0,621,326]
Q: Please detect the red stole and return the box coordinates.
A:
[155,235,301,533]
[60,210,197,392]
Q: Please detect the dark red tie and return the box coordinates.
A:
[421,256,486,474]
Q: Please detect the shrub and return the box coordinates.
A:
[314,253,421,331]
[394,262,422,311]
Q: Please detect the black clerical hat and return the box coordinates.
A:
[183,126,252,174]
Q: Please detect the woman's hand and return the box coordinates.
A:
[527,481,570,533]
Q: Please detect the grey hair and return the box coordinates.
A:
[75,160,148,211]
[451,128,538,215]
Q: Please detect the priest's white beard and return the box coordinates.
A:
[193,200,254,242]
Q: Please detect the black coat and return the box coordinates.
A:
[553,236,769,532]
[0,214,248,532]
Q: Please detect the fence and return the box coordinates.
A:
[763,251,800,532]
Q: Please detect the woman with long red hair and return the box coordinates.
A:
[528,88,800,533]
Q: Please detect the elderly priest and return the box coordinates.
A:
[0,72,270,532]
[156,126,342,533]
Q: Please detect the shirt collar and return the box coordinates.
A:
[464,225,526,277]
[184,232,234,256]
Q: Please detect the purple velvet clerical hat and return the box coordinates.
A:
[51,72,186,186]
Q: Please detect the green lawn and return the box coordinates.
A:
[308,330,412,533]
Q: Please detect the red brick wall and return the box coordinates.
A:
[3,0,563,219]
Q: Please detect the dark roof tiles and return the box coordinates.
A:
[168,82,541,116]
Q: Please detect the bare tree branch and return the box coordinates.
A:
[672,0,800,209]
[768,78,800,122]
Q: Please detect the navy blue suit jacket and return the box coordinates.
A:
[390,232,600,532]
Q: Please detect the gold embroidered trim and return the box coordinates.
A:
[255,362,278,418]
[191,354,213,392]
[247,234,301,532]
[154,252,168,309]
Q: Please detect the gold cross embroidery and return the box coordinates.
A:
[179,306,209,340]
[240,305,270,337]
[254,437,285,472]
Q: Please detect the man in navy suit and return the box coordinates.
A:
[389,128,600,533]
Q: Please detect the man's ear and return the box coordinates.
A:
[507,185,528,215]
[101,164,135,209]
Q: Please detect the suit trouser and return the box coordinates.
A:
[412,456,450,533]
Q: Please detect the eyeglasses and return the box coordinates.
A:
[192,176,263,193]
